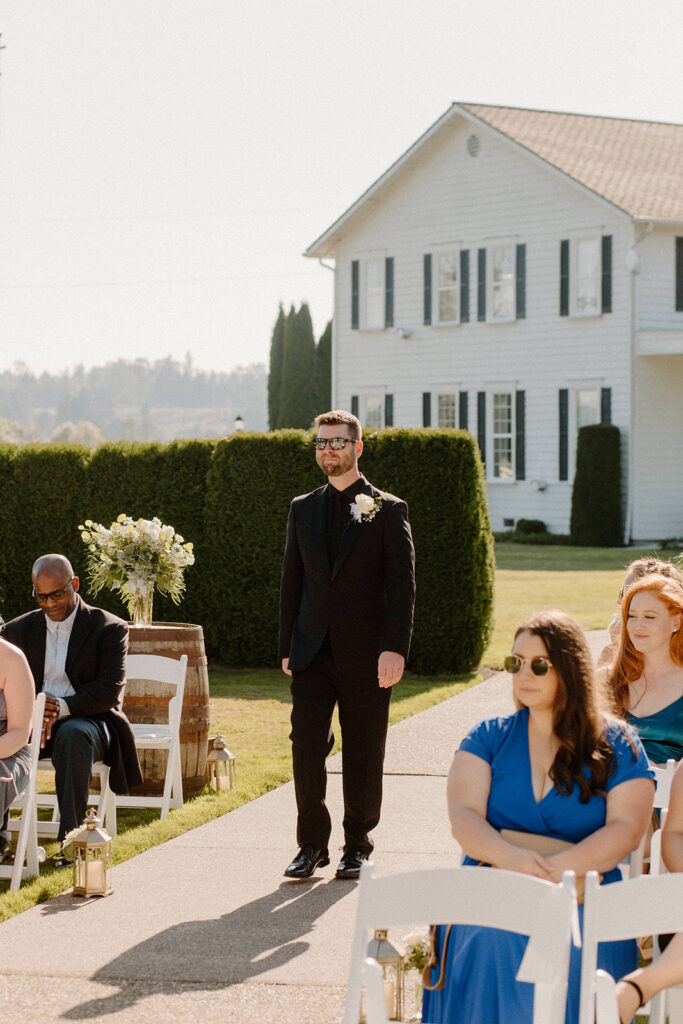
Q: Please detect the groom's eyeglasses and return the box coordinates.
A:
[504,654,553,676]
[32,581,75,604]
[313,437,358,451]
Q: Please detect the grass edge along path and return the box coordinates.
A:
[0,669,477,921]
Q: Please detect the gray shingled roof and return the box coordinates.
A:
[461,103,683,222]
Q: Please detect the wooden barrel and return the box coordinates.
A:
[125,622,210,798]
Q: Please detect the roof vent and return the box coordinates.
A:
[466,134,481,157]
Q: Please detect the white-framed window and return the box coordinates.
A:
[488,242,516,322]
[436,250,459,324]
[363,394,383,429]
[437,393,456,428]
[573,237,601,317]
[576,387,600,430]
[491,391,514,479]
[364,258,385,329]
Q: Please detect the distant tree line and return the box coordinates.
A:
[0,356,267,442]
[268,304,331,429]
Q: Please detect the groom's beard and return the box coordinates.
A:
[320,454,356,477]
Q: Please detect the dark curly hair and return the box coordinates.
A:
[514,611,625,802]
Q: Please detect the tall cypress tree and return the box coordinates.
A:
[316,320,332,412]
[267,304,286,429]
[279,303,317,428]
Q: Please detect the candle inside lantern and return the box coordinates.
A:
[384,979,395,1018]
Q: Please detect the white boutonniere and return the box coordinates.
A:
[350,493,383,523]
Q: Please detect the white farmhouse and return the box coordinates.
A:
[305,103,683,542]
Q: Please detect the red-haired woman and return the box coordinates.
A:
[608,574,683,764]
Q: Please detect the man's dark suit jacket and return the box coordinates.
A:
[279,473,416,674]
[2,600,142,794]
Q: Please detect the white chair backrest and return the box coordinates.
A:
[652,759,676,809]
[580,870,683,1024]
[627,759,675,878]
[125,653,187,729]
[344,862,577,1024]
[27,692,47,766]
[594,969,621,1024]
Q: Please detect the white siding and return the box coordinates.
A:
[637,226,683,330]
[632,354,683,540]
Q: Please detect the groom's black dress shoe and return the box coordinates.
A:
[284,845,330,879]
[335,847,368,879]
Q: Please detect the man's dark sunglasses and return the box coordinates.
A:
[504,654,553,677]
[32,580,75,604]
[313,437,358,451]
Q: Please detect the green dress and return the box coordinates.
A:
[629,693,683,763]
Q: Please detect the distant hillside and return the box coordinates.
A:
[0,357,267,442]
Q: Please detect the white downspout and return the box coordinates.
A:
[625,221,653,543]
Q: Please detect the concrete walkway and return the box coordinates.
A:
[0,631,607,1024]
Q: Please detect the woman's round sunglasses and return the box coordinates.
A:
[504,654,553,677]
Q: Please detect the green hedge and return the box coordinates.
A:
[0,431,494,672]
[570,424,622,546]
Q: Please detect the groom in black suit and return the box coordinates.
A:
[279,410,415,879]
[2,554,141,854]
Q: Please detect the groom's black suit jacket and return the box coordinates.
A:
[2,600,142,794]
[279,474,415,674]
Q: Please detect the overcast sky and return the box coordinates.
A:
[0,0,681,377]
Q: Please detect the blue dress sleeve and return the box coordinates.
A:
[605,721,656,791]
[459,714,517,765]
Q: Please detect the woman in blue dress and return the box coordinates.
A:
[608,574,683,763]
[422,611,655,1024]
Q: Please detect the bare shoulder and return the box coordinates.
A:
[0,635,31,673]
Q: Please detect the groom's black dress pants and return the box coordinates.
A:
[289,635,391,856]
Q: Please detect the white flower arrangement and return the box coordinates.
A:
[402,928,431,972]
[78,514,195,620]
[350,493,383,524]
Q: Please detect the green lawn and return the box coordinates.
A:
[484,544,674,668]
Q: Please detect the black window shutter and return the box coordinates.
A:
[385,257,394,328]
[601,235,612,314]
[422,392,431,427]
[477,391,486,463]
[601,387,612,424]
[559,389,568,481]
[460,249,470,322]
[515,390,526,480]
[384,394,394,427]
[515,244,526,319]
[459,390,469,430]
[351,395,359,418]
[351,261,359,329]
[423,254,432,325]
[676,238,683,312]
[560,240,569,316]
[477,249,487,321]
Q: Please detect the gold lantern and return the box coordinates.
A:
[367,928,405,1021]
[206,734,237,790]
[69,809,113,897]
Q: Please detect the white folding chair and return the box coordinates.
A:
[115,653,188,820]
[580,870,683,1024]
[1,693,46,891]
[628,759,676,879]
[344,861,578,1024]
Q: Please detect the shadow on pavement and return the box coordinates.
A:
[61,878,350,1019]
